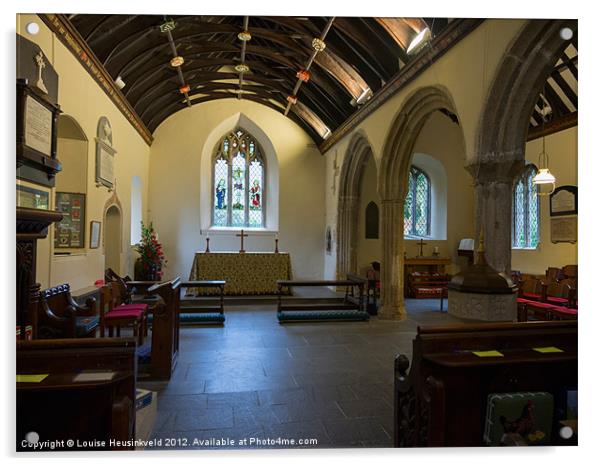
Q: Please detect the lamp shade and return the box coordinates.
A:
[533,168,556,185]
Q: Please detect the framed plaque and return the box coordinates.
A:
[550,216,577,244]
[550,186,577,217]
[90,221,101,249]
[16,80,62,186]
[54,192,86,248]
[95,117,116,190]
[16,184,50,210]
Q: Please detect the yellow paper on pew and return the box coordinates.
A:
[473,350,504,357]
[17,374,49,383]
[533,346,564,353]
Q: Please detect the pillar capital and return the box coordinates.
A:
[465,151,525,185]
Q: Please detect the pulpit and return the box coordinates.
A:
[189,252,292,295]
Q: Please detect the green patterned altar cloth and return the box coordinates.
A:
[189,252,292,295]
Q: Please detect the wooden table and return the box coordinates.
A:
[189,252,292,295]
[404,257,451,298]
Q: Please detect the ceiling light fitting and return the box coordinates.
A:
[179,84,190,94]
[407,28,431,54]
[115,76,126,90]
[287,95,298,105]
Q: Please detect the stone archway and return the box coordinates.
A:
[103,192,124,274]
[336,133,376,280]
[378,86,462,320]
[470,19,578,274]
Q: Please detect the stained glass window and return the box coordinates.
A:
[513,165,540,249]
[404,166,431,238]
[212,128,265,228]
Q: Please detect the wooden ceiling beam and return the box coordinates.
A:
[549,71,577,109]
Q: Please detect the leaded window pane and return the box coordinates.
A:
[213,158,228,227]
[415,172,429,236]
[248,160,263,228]
[512,166,540,249]
[404,166,430,238]
[404,172,415,235]
[231,152,246,227]
[212,129,265,228]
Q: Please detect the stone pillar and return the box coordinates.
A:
[335,195,359,279]
[379,199,407,320]
[467,157,524,275]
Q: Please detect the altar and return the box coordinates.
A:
[188,252,292,295]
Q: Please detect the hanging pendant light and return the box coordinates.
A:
[532,91,556,195]
[533,132,556,195]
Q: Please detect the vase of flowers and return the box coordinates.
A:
[134,222,166,281]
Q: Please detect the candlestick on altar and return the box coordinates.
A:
[274,238,279,253]
[205,237,210,253]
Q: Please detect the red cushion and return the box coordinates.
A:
[551,306,578,316]
[547,297,568,305]
[115,303,148,312]
[526,301,554,309]
[106,309,144,319]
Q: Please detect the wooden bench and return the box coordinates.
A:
[179,280,226,324]
[37,284,99,339]
[17,337,136,451]
[276,279,369,322]
[394,321,577,447]
[144,278,181,380]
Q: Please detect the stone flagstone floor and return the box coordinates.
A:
[139,298,465,450]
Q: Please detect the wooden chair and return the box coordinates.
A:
[99,283,147,346]
[518,277,545,301]
[37,284,99,339]
[562,264,578,279]
[545,267,563,284]
[543,280,573,307]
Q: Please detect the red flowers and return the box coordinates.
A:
[135,222,167,275]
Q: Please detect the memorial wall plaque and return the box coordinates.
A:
[550,216,577,244]
[95,117,116,190]
[24,95,52,156]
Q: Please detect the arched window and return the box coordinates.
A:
[513,165,540,249]
[404,165,431,238]
[213,128,265,228]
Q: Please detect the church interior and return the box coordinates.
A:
[15,11,579,452]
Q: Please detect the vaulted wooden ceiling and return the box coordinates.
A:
[67,15,451,143]
[528,39,578,140]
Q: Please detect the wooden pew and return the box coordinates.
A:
[17,337,137,451]
[145,277,181,380]
[37,284,99,339]
[394,321,577,447]
[277,279,369,322]
[179,280,226,324]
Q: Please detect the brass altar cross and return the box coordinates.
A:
[236,229,248,253]
[416,239,426,257]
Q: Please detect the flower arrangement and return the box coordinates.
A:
[134,222,166,280]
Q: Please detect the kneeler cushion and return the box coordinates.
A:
[114,303,148,312]
[547,297,569,305]
[550,306,577,316]
[106,309,144,319]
